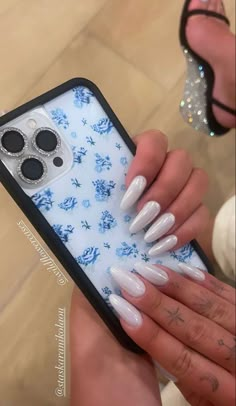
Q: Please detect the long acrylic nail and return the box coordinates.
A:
[134,262,168,286]
[110,266,146,297]
[144,213,175,243]
[120,176,147,211]
[129,201,161,233]
[109,294,143,327]
[148,235,178,256]
[178,262,205,281]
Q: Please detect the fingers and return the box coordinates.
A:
[147,205,210,255]
[138,149,193,212]
[177,383,215,406]
[126,130,168,188]
[110,267,235,373]
[110,297,235,406]
[120,130,168,211]
[178,262,236,305]
[121,133,209,255]
[133,263,235,335]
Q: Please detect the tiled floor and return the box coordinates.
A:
[0,1,235,404]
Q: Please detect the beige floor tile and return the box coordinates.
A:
[0,0,20,15]
[89,0,185,90]
[19,33,164,134]
[140,76,235,216]
[0,0,106,110]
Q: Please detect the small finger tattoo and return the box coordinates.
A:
[165,307,184,326]
[200,373,219,392]
[218,337,236,360]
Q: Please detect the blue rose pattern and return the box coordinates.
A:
[32,189,54,211]
[77,247,100,266]
[91,118,114,135]
[95,153,112,172]
[53,224,74,243]
[170,244,194,263]
[99,210,117,233]
[58,197,78,211]
[116,242,139,258]
[50,108,69,129]
[73,87,94,108]
[92,179,116,202]
[31,85,207,310]
[72,146,87,164]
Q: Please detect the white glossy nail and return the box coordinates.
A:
[144,213,175,243]
[110,266,146,297]
[148,235,178,256]
[120,176,147,211]
[178,262,205,281]
[134,262,168,286]
[129,201,161,233]
[109,294,143,327]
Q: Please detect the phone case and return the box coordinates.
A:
[0,79,214,353]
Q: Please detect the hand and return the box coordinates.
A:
[121,130,209,255]
[70,287,161,406]
[109,263,236,406]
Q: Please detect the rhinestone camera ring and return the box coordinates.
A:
[17,155,48,185]
[0,127,28,157]
[32,127,62,157]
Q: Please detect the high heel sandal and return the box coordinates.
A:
[179,0,236,136]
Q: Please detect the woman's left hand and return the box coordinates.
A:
[109,263,236,406]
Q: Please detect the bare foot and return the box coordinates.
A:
[186,0,236,129]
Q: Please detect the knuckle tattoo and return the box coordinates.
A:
[172,346,193,377]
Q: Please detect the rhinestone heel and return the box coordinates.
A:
[179,0,236,136]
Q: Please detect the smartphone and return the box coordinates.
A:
[0,79,214,353]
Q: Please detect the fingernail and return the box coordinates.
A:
[110,266,146,297]
[120,176,147,211]
[178,262,205,281]
[129,201,161,233]
[144,213,175,243]
[153,360,178,383]
[148,235,178,256]
[134,262,168,286]
[109,294,143,327]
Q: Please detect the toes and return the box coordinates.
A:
[188,0,209,11]
[188,0,227,16]
[217,1,226,15]
[207,0,219,11]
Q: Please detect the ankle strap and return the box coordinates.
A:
[186,9,230,26]
[211,98,236,116]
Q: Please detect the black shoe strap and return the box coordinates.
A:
[185,9,230,26]
[211,98,236,116]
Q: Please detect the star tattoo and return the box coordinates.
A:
[165,307,184,326]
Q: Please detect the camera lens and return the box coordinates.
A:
[32,127,61,156]
[17,155,47,184]
[0,127,27,156]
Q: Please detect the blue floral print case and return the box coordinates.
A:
[0,79,213,352]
